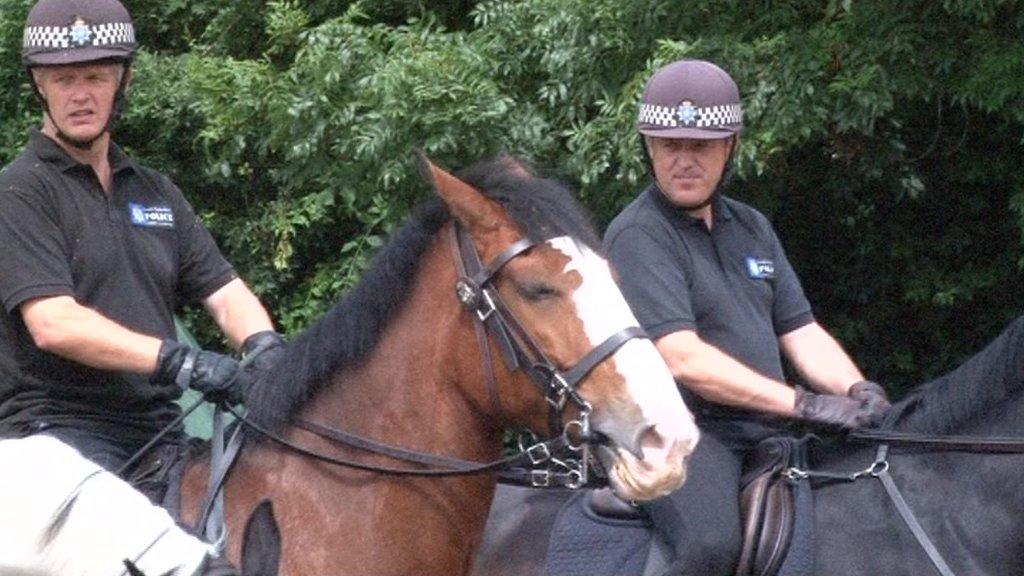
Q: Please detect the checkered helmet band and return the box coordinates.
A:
[638,102,743,130]
[24,21,135,51]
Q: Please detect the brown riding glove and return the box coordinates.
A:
[847,380,891,427]
[794,387,878,429]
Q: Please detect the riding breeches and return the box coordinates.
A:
[643,418,782,576]
[0,434,213,576]
[642,427,743,576]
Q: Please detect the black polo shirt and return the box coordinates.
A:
[0,130,235,441]
[604,185,814,421]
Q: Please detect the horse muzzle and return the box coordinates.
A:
[595,423,697,502]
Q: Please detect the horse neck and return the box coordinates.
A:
[301,225,505,456]
[292,226,506,554]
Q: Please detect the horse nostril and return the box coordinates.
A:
[631,423,661,462]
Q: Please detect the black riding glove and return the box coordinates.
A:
[239,330,286,375]
[794,387,875,429]
[152,339,244,405]
[847,380,891,426]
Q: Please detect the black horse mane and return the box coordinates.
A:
[889,334,1022,435]
[244,157,600,433]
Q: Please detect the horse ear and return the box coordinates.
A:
[416,152,502,232]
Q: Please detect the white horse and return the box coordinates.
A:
[0,435,216,576]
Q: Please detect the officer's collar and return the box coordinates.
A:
[648,183,733,226]
[29,128,136,175]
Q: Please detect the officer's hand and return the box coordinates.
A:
[152,339,245,405]
[239,330,286,376]
[847,380,891,425]
[794,387,877,429]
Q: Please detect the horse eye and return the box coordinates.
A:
[517,281,561,302]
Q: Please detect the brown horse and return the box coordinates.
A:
[181,156,699,575]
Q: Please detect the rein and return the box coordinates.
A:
[229,403,577,477]
[782,429,1024,576]
[849,428,1024,453]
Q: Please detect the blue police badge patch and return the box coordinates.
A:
[677,101,699,126]
[746,257,775,279]
[129,203,175,229]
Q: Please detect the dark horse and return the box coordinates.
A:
[180,156,700,575]
[474,316,1024,576]
[809,315,1024,575]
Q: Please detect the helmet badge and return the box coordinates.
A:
[676,101,699,126]
[69,17,94,47]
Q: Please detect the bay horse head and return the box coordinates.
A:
[421,156,699,501]
[184,154,698,574]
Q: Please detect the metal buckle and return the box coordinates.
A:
[783,467,808,482]
[527,442,552,465]
[545,372,570,410]
[563,419,589,452]
[475,289,498,322]
[530,469,551,487]
[550,372,571,396]
[869,459,890,477]
[455,278,480,310]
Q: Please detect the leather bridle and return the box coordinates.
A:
[448,222,648,487]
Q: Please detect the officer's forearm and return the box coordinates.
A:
[20,295,162,373]
[656,330,797,416]
[779,322,864,396]
[202,278,274,349]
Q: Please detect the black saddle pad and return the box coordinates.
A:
[544,491,653,576]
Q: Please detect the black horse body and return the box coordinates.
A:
[813,389,1024,575]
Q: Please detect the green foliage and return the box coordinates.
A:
[0,0,36,161]
[1,0,1022,393]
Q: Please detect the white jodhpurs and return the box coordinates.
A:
[0,435,214,576]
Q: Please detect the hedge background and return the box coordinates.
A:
[2,0,1022,397]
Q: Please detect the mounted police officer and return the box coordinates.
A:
[602,58,890,575]
[0,0,284,573]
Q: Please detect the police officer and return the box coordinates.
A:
[603,59,890,574]
[0,0,283,573]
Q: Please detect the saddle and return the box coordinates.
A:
[735,437,802,576]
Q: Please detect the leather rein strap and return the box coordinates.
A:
[870,444,956,576]
[849,429,1024,453]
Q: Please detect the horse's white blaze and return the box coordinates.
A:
[550,237,698,499]
[0,435,213,576]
